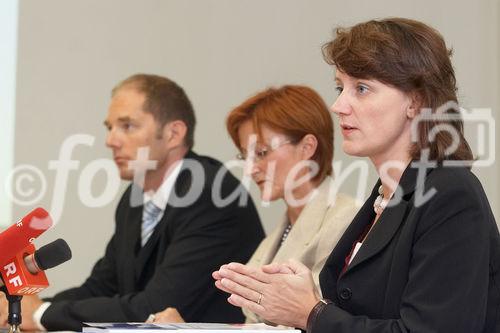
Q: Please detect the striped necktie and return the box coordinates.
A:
[141,201,163,246]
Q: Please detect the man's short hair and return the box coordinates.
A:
[112,74,196,149]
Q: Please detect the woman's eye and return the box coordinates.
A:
[357,84,369,94]
[335,86,344,95]
[256,149,268,158]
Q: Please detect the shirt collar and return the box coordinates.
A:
[143,160,184,210]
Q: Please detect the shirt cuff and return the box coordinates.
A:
[33,301,51,331]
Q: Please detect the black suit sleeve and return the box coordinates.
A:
[143,196,257,320]
[41,181,262,331]
[312,178,491,333]
[45,235,119,302]
[41,231,126,330]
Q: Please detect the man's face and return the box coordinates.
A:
[104,88,170,181]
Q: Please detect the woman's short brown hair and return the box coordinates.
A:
[227,85,333,182]
[322,18,473,162]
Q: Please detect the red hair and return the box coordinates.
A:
[227,85,333,182]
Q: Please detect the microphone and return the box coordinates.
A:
[25,239,72,273]
[1,239,72,295]
[0,207,53,266]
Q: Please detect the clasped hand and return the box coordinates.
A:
[212,259,320,329]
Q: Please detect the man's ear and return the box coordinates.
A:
[299,134,318,160]
[162,120,187,147]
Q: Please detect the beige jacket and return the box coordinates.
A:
[244,176,360,323]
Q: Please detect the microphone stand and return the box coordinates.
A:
[1,287,22,333]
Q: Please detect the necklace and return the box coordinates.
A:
[373,185,391,215]
[280,223,292,245]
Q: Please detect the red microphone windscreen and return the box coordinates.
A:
[0,208,53,265]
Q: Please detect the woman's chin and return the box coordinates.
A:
[342,143,366,157]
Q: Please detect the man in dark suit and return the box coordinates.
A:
[12,74,264,331]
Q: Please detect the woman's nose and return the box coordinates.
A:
[330,93,351,116]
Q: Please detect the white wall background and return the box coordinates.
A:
[5,0,499,295]
[0,0,18,227]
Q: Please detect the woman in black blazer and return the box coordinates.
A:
[213,18,500,332]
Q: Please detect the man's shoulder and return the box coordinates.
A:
[183,151,224,172]
[181,151,239,185]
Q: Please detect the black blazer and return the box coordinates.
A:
[42,151,264,331]
[313,165,500,333]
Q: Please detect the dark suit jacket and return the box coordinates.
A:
[42,151,264,331]
[312,164,500,333]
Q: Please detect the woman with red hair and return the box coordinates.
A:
[151,85,358,324]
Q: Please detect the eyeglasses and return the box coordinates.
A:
[236,140,294,162]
